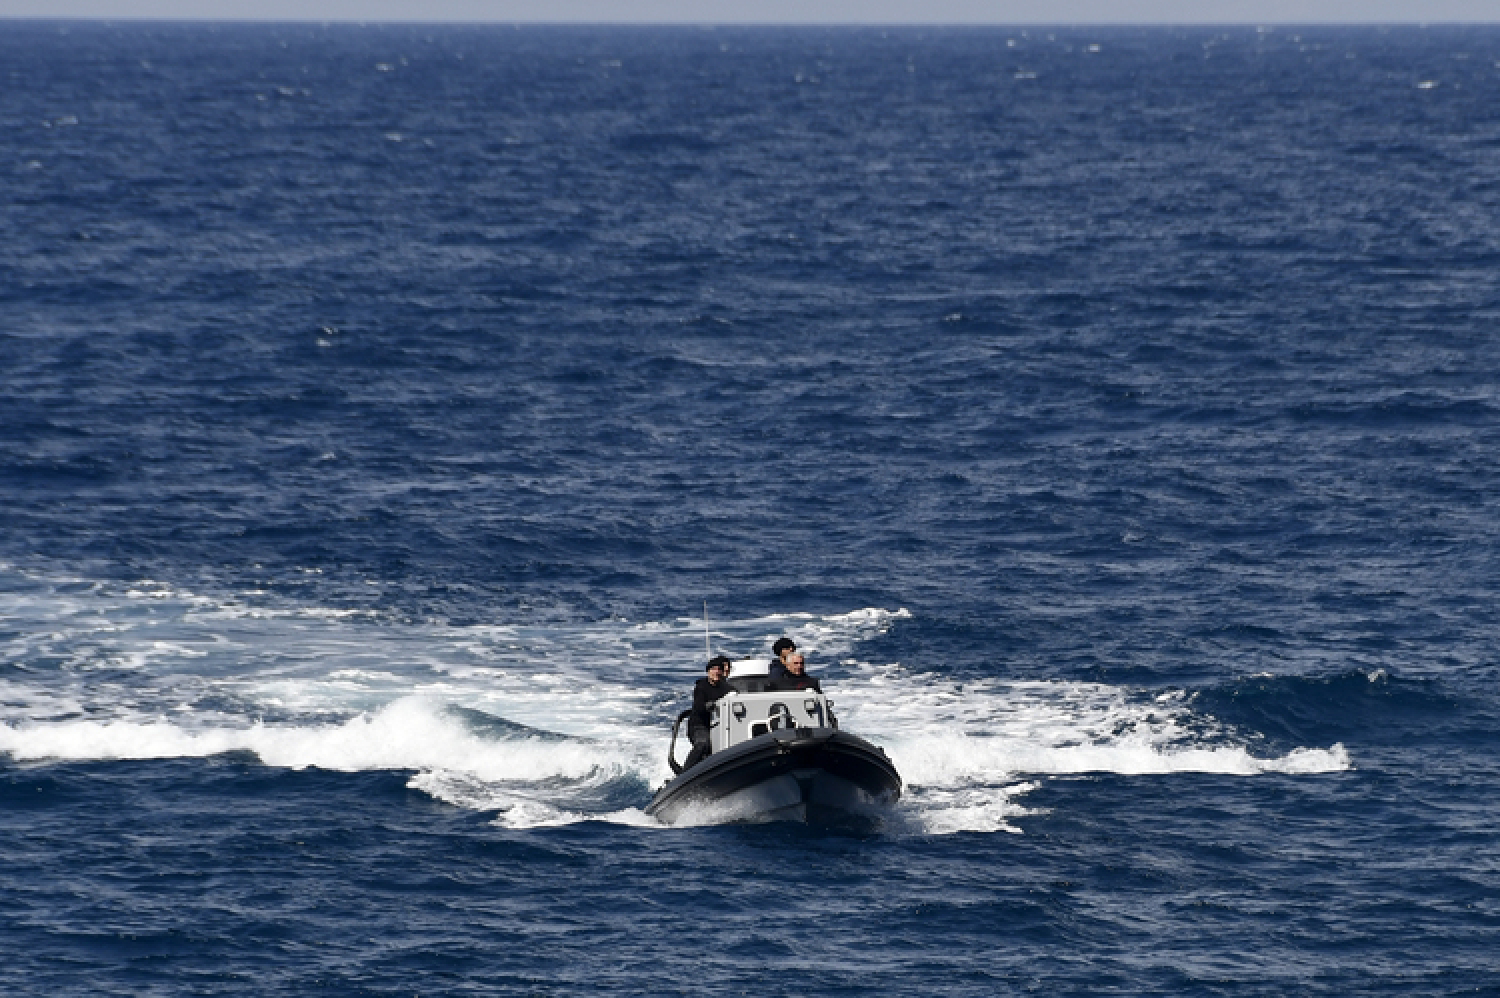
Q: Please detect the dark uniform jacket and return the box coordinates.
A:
[689,677,734,735]
[769,672,822,693]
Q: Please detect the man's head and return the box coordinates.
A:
[706,655,732,681]
[772,637,797,663]
[785,652,806,675]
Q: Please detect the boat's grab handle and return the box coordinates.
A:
[667,709,692,775]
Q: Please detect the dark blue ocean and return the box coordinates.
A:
[3,21,1500,994]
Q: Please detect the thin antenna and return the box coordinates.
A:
[703,601,712,660]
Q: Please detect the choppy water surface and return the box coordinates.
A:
[3,22,1499,996]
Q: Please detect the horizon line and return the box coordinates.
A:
[3,16,1498,25]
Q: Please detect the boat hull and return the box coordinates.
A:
[645,727,901,828]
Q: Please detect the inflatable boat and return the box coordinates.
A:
[645,659,902,828]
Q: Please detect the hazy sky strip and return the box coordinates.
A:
[2,1,1499,22]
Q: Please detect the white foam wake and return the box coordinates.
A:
[0,697,629,779]
[828,672,1350,833]
[0,567,1352,834]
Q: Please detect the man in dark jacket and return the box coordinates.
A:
[768,637,796,683]
[769,651,822,693]
[684,655,734,770]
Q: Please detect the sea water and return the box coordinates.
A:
[2,22,1498,995]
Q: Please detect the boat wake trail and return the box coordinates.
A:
[0,566,1349,834]
[840,673,1349,833]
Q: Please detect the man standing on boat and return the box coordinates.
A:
[684,655,734,770]
[768,637,797,683]
[770,651,822,693]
